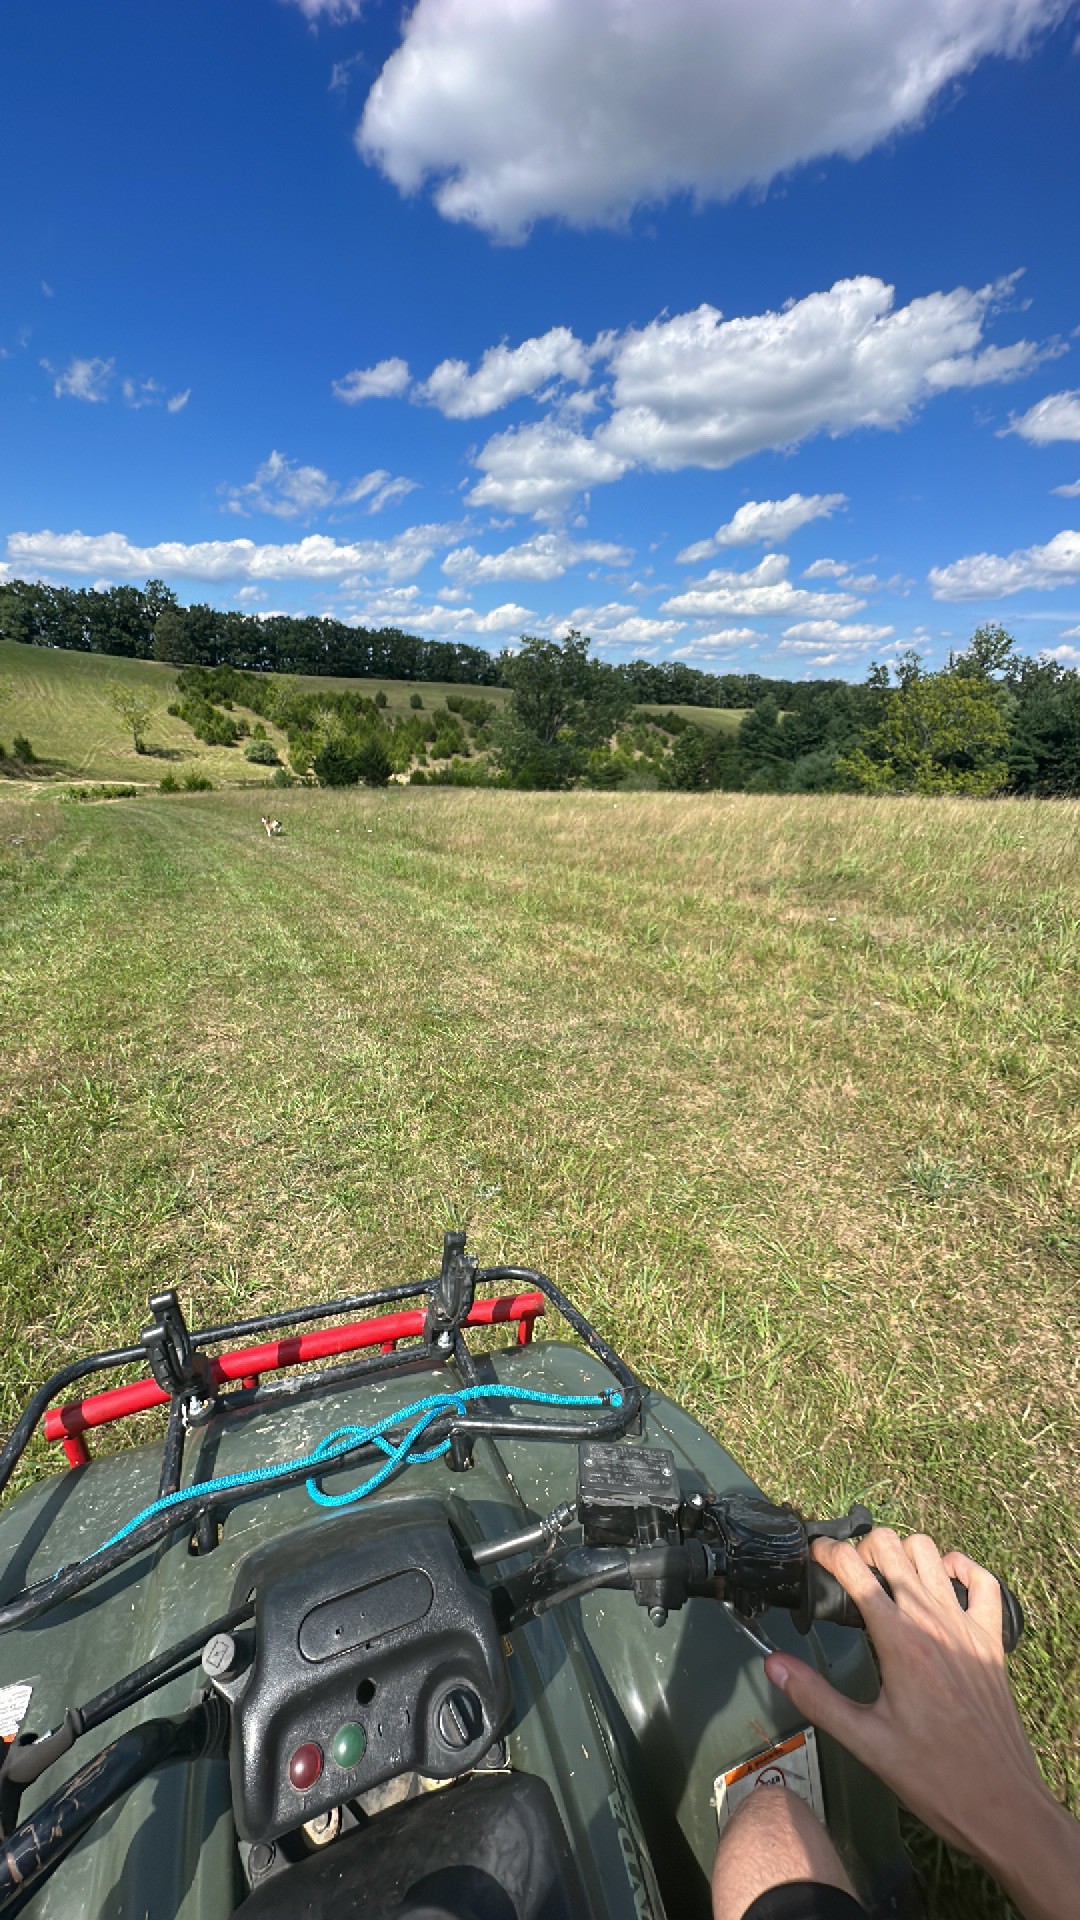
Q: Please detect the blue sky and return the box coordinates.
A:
[2,0,1080,679]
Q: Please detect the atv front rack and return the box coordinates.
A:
[0,1234,640,1634]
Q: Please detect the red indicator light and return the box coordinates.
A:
[288,1743,323,1791]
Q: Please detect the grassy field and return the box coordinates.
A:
[0,639,510,787]
[0,781,1077,1916]
[638,702,748,733]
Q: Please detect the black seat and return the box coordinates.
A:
[241,1770,582,1920]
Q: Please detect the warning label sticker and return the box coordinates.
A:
[0,1683,33,1743]
[713,1727,825,1833]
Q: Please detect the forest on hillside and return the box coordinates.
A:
[1,576,1077,796]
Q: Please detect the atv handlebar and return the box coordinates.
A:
[491,1473,1024,1658]
[799,1560,1024,1654]
[495,1539,1022,1653]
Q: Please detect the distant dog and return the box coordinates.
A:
[261,816,283,838]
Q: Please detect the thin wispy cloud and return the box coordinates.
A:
[221,449,416,519]
[43,355,189,411]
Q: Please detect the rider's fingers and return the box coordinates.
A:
[811,1535,901,1634]
[940,1550,1008,1654]
[763,1651,877,1767]
[901,1532,959,1611]
[853,1528,929,1614]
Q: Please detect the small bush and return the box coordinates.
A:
[244,739,280,765]
[166,701,181,717]
[12,734,35,763]
[355,733,393,786]
[375,690,388,709]
[159,772,180,792]
[271,767,296,788]
[252,721,267,739]
[409,692,423,710]
[64,783,139,802]
[183,771,213,792]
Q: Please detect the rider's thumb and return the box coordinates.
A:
[763,1652,868,1757]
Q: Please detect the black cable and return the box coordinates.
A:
[0,1698,227,1915]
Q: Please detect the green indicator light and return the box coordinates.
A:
[332,1722,367,1769]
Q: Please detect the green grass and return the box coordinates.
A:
[638,702,748,733]
[0,639,509,787]
[0,782,1077,1918]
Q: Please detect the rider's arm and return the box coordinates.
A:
[762,1529,1080,1920]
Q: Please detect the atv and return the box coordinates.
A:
[0,1234,1021,1918]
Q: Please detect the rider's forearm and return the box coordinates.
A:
[978,1781,1080,1920]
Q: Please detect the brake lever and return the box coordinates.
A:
[723,1605,783,1657]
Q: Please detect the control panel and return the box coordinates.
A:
[220,1506,511,1843]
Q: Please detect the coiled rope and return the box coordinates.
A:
[87,1383,621,1559]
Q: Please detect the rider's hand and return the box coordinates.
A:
[762,1528,1080,1920]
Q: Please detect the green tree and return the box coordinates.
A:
[951,623,1016,681]
[105,679,155,754]
[737,697,786,785]
[495,631,630,788]
[355,732,393,786]
[153,608,189,664]
[837,655,1009,796]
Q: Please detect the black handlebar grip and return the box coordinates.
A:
[804,1563,1023,1654]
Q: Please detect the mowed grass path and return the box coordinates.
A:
[0,786,1076,1914]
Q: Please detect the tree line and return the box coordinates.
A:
[0,577,500,687]
[2,574,1077,796]
[493,626,1079,797]
[0,574,810,710]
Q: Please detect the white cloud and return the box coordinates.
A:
[442,530,628,585]
[663,552,864,620]
[43,356,188,410]
[781,620,894,645]
[330,53,366,92]
[1059,624,1080,640]
[342,471,418,512]
[803,557,850,580]
[677,492,846,563]
[1052,479,1080,497]
[6,525,454,585]
[286,0,365,20]
[1042,642,1080,664]
[597,277,1041,474]
[672,633,759,661]
[332,356,411,403]
[1005,388,1080,443]
[122,377,163,410]
[929,529,1080,599]
[47,356,115,402]
[359,0,1069,239]
[468,421,629,519]
[222,450,416,519]
[41,280,54,298]
[351,591,532,637]
[418,327,591,418]
[541,602,685,649]
[469,277,1043,513]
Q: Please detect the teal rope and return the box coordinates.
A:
[87,1383,621,1559]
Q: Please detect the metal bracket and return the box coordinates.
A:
[424,1231,478,1344]
[141,1292,215,1425]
